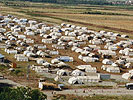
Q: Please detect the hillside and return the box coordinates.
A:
[1,0,133,5]
[0,0,113,5]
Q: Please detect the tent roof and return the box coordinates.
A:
[0,54,4,59]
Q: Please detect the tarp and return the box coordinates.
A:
[0,54,4,59]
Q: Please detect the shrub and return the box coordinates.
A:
[0,87,47,100]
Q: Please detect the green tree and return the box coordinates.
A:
[0,87,47,100]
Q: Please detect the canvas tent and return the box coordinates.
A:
[68,77,83,84]
[71,69,85,76]
[102,59,113,65]
[57,69,69,76]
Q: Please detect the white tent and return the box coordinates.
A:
[101,65,109,71]
[68,77,82,84]
[26,52,35,57]
[42,39,53,44]
[17,35,26,39]
[126,58,133,63]
[26,31,35,36]
[51,58,60,64]
[17,56,28,62]
[106,67,120,73]
[75,48,83,53]
[57,69,69,76]
[125,63,132,68]
[76,65,92,70]
[49,51,59,55]
[71,69,84,76]
[116,59,125,64]
[71,46,78,51]
[85,67,97,73]
[6,49,17,54]
[54,75,62,82]
[37,59,45,65]
[112,63,118,67]
[24,51,31,55]
[77,76,100,83]
[102,59,113,65]
[36,50,43,56]
[83,57,98,62]
[56,62,68,67]
[78,55,83,60]
[38,45,46,49]
[122,73,131,80]
[122,69,133,80]
[108,46,118,51]
[68,75,100,84]
[42,62,51,67]
[81,50,90,55]
[0,28,6,33]
[129,70,133,74]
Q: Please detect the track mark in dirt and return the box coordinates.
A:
[36,12,133,34]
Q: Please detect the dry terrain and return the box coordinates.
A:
[0,1,133,91]
[0,1,133,38]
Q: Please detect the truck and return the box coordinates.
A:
[38,78,64,90]
[125,83,133,90]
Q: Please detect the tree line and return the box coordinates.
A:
[0,86,47,100]
[2,0,112,5]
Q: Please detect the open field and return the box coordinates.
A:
[0,1,133,38]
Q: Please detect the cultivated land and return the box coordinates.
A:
[0,1,133,38]
[0,1,133,100]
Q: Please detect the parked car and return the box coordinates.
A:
[125,83,133,90]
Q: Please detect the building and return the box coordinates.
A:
[68,74,100,84]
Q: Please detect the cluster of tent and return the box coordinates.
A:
[0,14,133,85]
[55,68,100,84]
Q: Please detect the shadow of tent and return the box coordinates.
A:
[131,76,133,79]
[4,59,11,63]
[61,72,68,76]
[43,86,60,91]
[74,81,84,84]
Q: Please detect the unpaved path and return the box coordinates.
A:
[36,12,133,34]
[43,88,133,100]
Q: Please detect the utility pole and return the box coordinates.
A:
[27,64,30,80]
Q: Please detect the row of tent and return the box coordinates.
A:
[0,14,132,85]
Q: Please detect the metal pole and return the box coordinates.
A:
[27,64,30,80]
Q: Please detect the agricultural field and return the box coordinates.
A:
[0,1,133,38]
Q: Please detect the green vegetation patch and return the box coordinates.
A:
[0,87,47,100]
[0,65,9,71]
[83,11,132,16]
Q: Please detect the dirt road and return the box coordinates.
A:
[0,77,133,100]
[43,88,133,100]
[0,78,23,87]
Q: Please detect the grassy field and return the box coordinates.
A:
[0,1,133,38]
